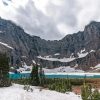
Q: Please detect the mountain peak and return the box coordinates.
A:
[86,21,100,28]
[84,21,100,34]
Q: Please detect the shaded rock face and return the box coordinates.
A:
[35,22,100,71]
[0,18,60,66]
[0,18,100,71]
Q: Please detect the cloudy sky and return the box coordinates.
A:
[0,0,100,40]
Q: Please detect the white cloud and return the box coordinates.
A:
[57,24,72,35]
[77,0,100,30]
[32,0,49,14]
[0,0,100,40]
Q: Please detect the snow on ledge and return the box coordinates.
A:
[77,49,95,58]
[95,64,100,68]
[77,52,88,58]
[0,42,13,49]
[54,53,60,56]
[37,49,96,63]
[37,56,75,63]
[90,50,95,53]
[93,64,100,71]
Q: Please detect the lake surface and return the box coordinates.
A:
[9,73,30,79]
[9,73,100,79]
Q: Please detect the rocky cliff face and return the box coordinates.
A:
[0,18,100,71]
[36,21,100,71]
[0,17,59,65]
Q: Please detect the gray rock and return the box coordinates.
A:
[0,17,100,71]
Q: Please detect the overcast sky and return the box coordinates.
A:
[0,0,100,40]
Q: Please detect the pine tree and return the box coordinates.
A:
[81,83,92,100]
[66,75,72,91]
[30,64,39,86]
[92,89,100,100]
[0,53,11,87]
[38,66,45,86]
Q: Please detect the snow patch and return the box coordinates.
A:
[93,64,100,71]
[0,84,81,100]
[70,53,74,58]
[77,52,88,58]
[0,42,13,49]
[74,64,78,68]
[90,50,95,53]
[37,49,95,63]
[78,49,95,58]
[16,62,32,73]
[32,60,36,64]
[89,64,100,71]
[80,48,85,53]
[95,64,100,68]
[43,66,84,73]
[77,49,88,58]
[54,53,60,56]
[37,56,75,63]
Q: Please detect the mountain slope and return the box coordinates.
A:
[0,17,59,65]
[0,18,100,71]
[37,21,100,71]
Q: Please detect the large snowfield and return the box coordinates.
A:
[0,84,81,100]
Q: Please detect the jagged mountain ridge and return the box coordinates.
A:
[0,17,60,65]
[0,18,100,71]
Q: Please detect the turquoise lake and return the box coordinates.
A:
[9,73,100,79]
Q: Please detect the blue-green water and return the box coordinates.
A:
[9,73,30,79]
[9,73,100,79]
[45,74,100,78]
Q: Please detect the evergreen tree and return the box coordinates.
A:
[30,64,39,86]
[66,75,72,91]
[38,66,45,86]
[81,83,100,100]
[92,89,100,100]
[81,83,92,100]
[0,53,11,87]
